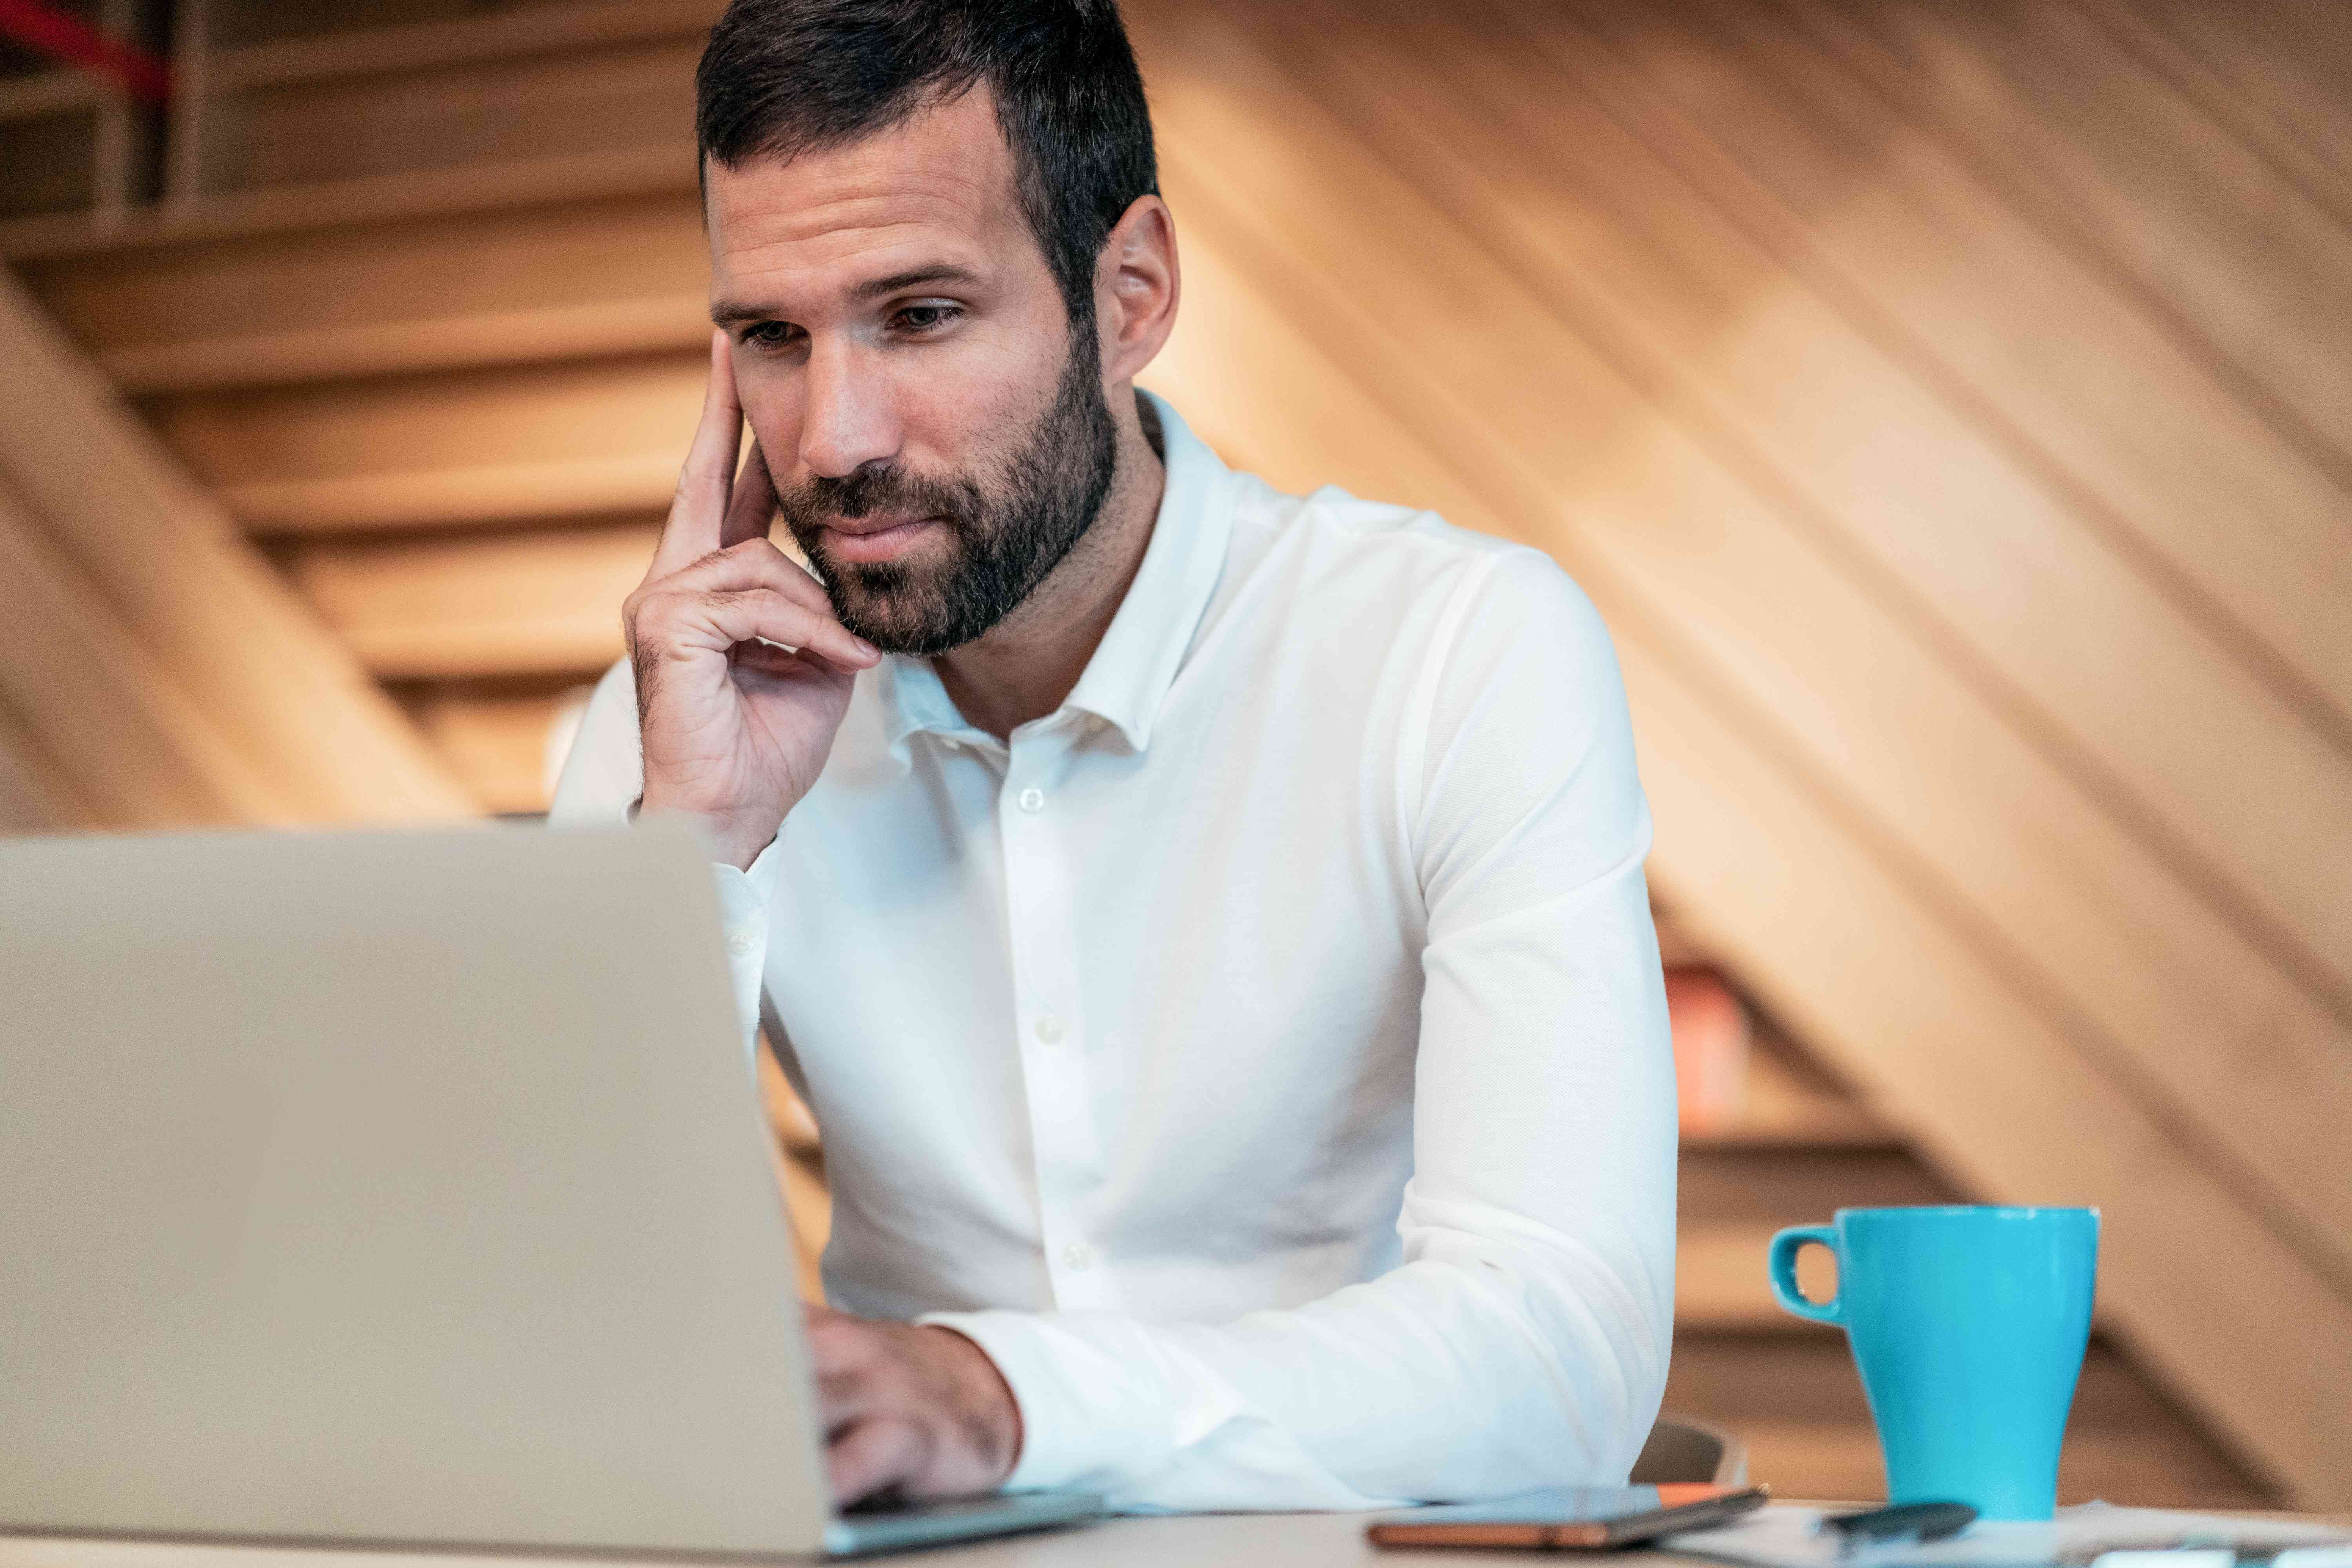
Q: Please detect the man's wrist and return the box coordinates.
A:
[633,792,781,871]
[920,1325,1023,1488]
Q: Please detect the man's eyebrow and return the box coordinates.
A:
[710,299,772,327]
[852,263,984,300]
[708,266,984,328]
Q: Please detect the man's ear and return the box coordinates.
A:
[1096,194,1180,387]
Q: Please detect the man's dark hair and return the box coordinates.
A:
[696,0,1159,331]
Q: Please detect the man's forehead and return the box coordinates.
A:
[705,88,1027,290]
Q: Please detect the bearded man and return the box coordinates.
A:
[551,0,1677,1515]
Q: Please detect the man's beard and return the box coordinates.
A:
[774,329,1119,657]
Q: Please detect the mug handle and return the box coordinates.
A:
[1768,1224,1844,1325]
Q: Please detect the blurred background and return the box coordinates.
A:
[3,0,2348,1514]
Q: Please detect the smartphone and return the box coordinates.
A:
[1367,1483,1770,1551]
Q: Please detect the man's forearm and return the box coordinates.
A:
[920,1205,1671,1511]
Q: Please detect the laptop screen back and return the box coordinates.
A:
[0,825,829,1555]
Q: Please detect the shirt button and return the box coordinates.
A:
[1017,786,1045,813]
[726,933,755,957]
[1034,1014,1064,1045]
[1061,1241,1094,1271]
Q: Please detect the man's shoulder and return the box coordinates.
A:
[1232,471,1512,557]
[1222,471,1587,632]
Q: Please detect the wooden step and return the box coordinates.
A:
[199,37,703,205]
[20,192,709,393]
[0,0,715,259]
[0,268,475,822]
[279,520,654,679]
[1675,1144,1955,1330]
[150,356,704,534]
[399,681,596,815]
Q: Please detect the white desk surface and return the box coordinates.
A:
[0,1511,1732,1568]
[11,1504,2339,1568]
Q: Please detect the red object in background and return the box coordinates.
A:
[0,0,172,104]
[1666,967,1750,1134]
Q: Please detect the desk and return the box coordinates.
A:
[0,1513,1722,1568]
[6,1507,2343,1568]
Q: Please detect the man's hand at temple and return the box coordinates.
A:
[806,1305,1022,1507]
[623,330,881,871]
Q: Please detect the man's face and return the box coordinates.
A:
[706,89,1118,655]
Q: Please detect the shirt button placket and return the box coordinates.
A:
[1001,732,1105,1309]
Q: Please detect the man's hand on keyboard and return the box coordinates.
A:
[805,1305,1022,1506]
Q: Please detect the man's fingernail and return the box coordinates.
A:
[853,638,879,659]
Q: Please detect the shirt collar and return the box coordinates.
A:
[878,390,1234,762]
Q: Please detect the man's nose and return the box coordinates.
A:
[797,338,902,479]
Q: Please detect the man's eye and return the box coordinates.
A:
[893,303,960,334]
[741,321,800,349]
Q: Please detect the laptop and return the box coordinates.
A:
[0,824,1100,1558]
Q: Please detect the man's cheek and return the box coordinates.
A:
[897,335,1053,466]
[731,370,804,483]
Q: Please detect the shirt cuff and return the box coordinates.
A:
[915,1310,1118,1494]
[708,832,785,1054]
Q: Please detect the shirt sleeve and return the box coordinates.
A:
[923,548,1679,1512]
[546,659,781,1054]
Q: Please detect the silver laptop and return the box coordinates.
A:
[0,824,1098,1558]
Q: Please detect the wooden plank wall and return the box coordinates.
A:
[4,0,2348,1505]
[1114,0,2352,1501]
[0,269,476,825]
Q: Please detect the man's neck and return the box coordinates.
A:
[933,391,1167,742]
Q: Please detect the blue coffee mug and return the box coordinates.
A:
[1768,1205,2098,1519]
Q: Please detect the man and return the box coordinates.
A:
[551,0,1675,1516]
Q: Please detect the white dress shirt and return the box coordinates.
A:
[550,392,1677,1513]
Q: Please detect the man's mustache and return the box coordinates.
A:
[779,463,979,528]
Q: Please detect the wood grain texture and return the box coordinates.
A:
[0,480,279,825]
[1143,3,2352,1304]
[2080,0,2352,230]
[1787,0,2352,475]
[2108,0,2352,199]
[1543,0,2352,1000]
[200,37,701,196]
[20,193,710,392]
[1622,624,2352,1505]
[151,356,705,532]
[1126,4,2352,1500]
[0,697,90,834]
[0,269,475,822]
[208,0,719,90]
[0,142,698,260]
[282,522,657,678]
[402,684,590,813]
[756,1045,830,1305]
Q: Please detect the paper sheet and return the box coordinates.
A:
[1663,1504,2352,1568]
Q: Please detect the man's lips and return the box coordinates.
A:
[822,515,942,564]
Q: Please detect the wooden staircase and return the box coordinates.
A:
[13,182,713,810]
[1657,937,2270,1504]
[5,0,2341,1508]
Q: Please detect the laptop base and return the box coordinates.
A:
[822,1492,1102,1557]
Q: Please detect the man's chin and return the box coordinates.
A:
[829,589,963,659]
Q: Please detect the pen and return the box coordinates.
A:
[1822,1503,1979,1552]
